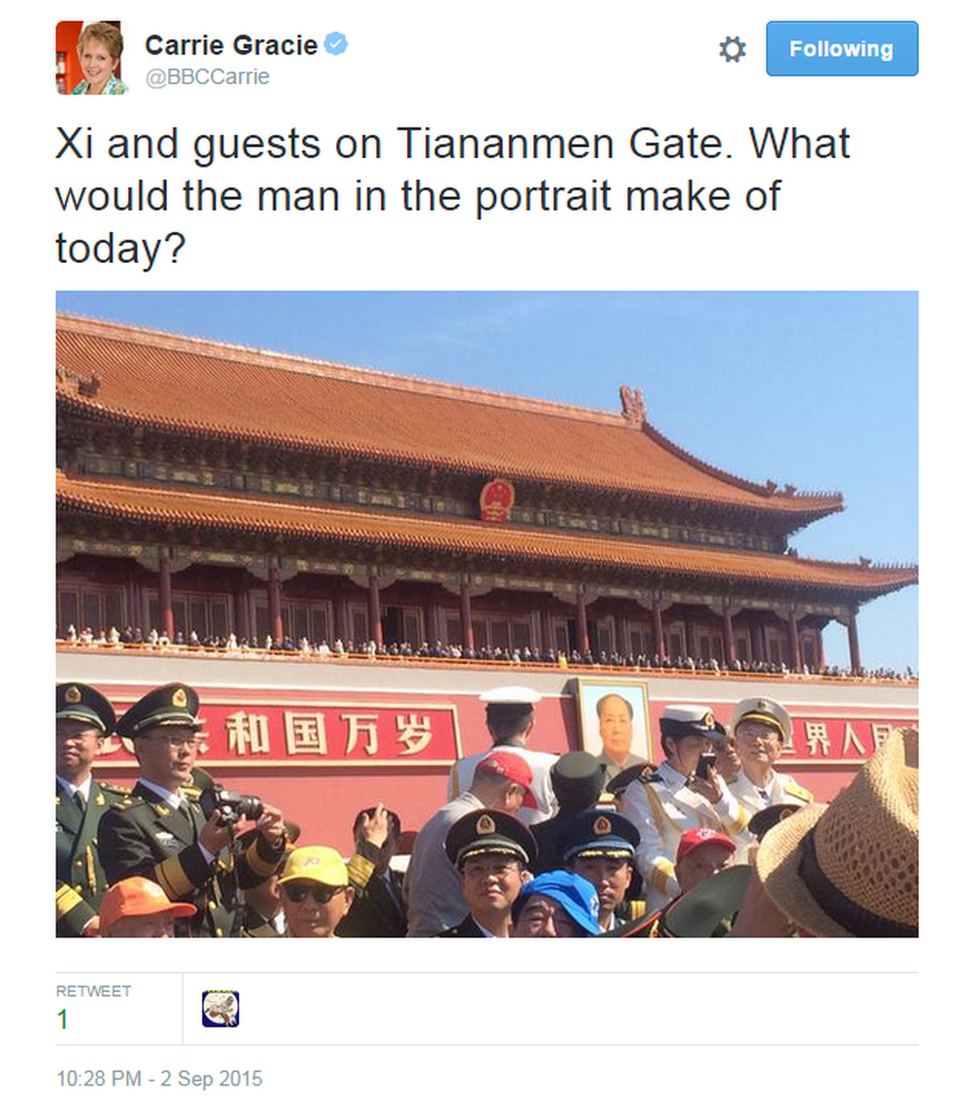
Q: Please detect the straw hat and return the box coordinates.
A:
[756,727,918,937]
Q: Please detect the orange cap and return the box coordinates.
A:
[100,877,197,929]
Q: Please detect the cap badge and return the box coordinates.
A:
[172,688,187,708]
[594,815,612,836]
[65,685,82,704]
[778,808,795,824]
[704,711,715,729]
[757,699,771,712]
[476,814,495,836]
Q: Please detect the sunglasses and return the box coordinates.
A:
[283,882,343,905]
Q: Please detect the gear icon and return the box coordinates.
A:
[719,36,746,63]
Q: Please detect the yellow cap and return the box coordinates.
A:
[278,846,348,888]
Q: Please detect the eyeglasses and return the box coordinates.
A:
[147,734,205,749]
[283,882,342,905]
[737,730,780,744]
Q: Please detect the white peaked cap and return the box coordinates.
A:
[479,686,542,704]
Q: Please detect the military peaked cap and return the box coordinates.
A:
[748,802,803,840]
[56,682,116,736]
[444,809,537,868]
[559,809,640,863]
[117,682,203,738]
[660,704,726,743]
[730,696,793,743]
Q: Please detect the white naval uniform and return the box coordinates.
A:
[619,760,751,912]
[447,746,558,826]
[726,770,815,862]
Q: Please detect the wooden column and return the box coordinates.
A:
[614,613,628,658]
[576,589,590,655]
[268,563,283,646]
[158,547,174,640]
[787,611,801,671]
[652,597,665,661]
[722,604,735,666]
[542,609,554,654]
[750,622,765,664]
[422,598,437,647]
[368,573,383,647]
[847,608,862,673]
[233,579,248,641]
[460,580,474,653]
[334,588,348,644]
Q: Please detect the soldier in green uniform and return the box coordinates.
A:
[97,682,287,938]
[56,682,129,937]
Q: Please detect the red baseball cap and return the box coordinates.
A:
[100,877,196,930]
[676,827,736,865]
[475,751,538,808]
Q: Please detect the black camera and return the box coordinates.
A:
[199,784,264,825]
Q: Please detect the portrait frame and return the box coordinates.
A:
[575,677,653,773]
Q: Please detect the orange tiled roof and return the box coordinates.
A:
[56,473,917,597]
[56,315,843,522]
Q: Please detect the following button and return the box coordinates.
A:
[767,21,918,76]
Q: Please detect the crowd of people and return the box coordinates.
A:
[57,625,916,682]
[56,678,918,939]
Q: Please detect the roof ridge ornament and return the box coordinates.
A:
[619,385,647,427]
[56,361,101,397]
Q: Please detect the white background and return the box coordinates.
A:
[7,3,963,1095]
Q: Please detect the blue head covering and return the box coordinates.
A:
[514,871,601,936]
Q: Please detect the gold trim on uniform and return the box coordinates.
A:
[784,781,815,802]
[56,884,83,918]
[155,854,194,898]
[245,842,280,879]
[650,861,675,895]
[726,804,751,836]
[346,852,376,890]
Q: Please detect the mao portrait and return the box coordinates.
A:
[576,679,651,780]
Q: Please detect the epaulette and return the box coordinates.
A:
[100,782,131,795]
[111,796,146,812]
[784,781,815,803]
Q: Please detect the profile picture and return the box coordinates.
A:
[576,678,651,778]
[56,21,127,96]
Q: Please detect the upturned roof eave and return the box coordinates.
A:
[56,391,845,526]
[55,478,914,599]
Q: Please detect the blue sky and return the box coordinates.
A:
[56,291,918,671]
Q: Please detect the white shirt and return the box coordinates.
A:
[57,775,93,802]
[620,759,750,912]
[726,769,815,862]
